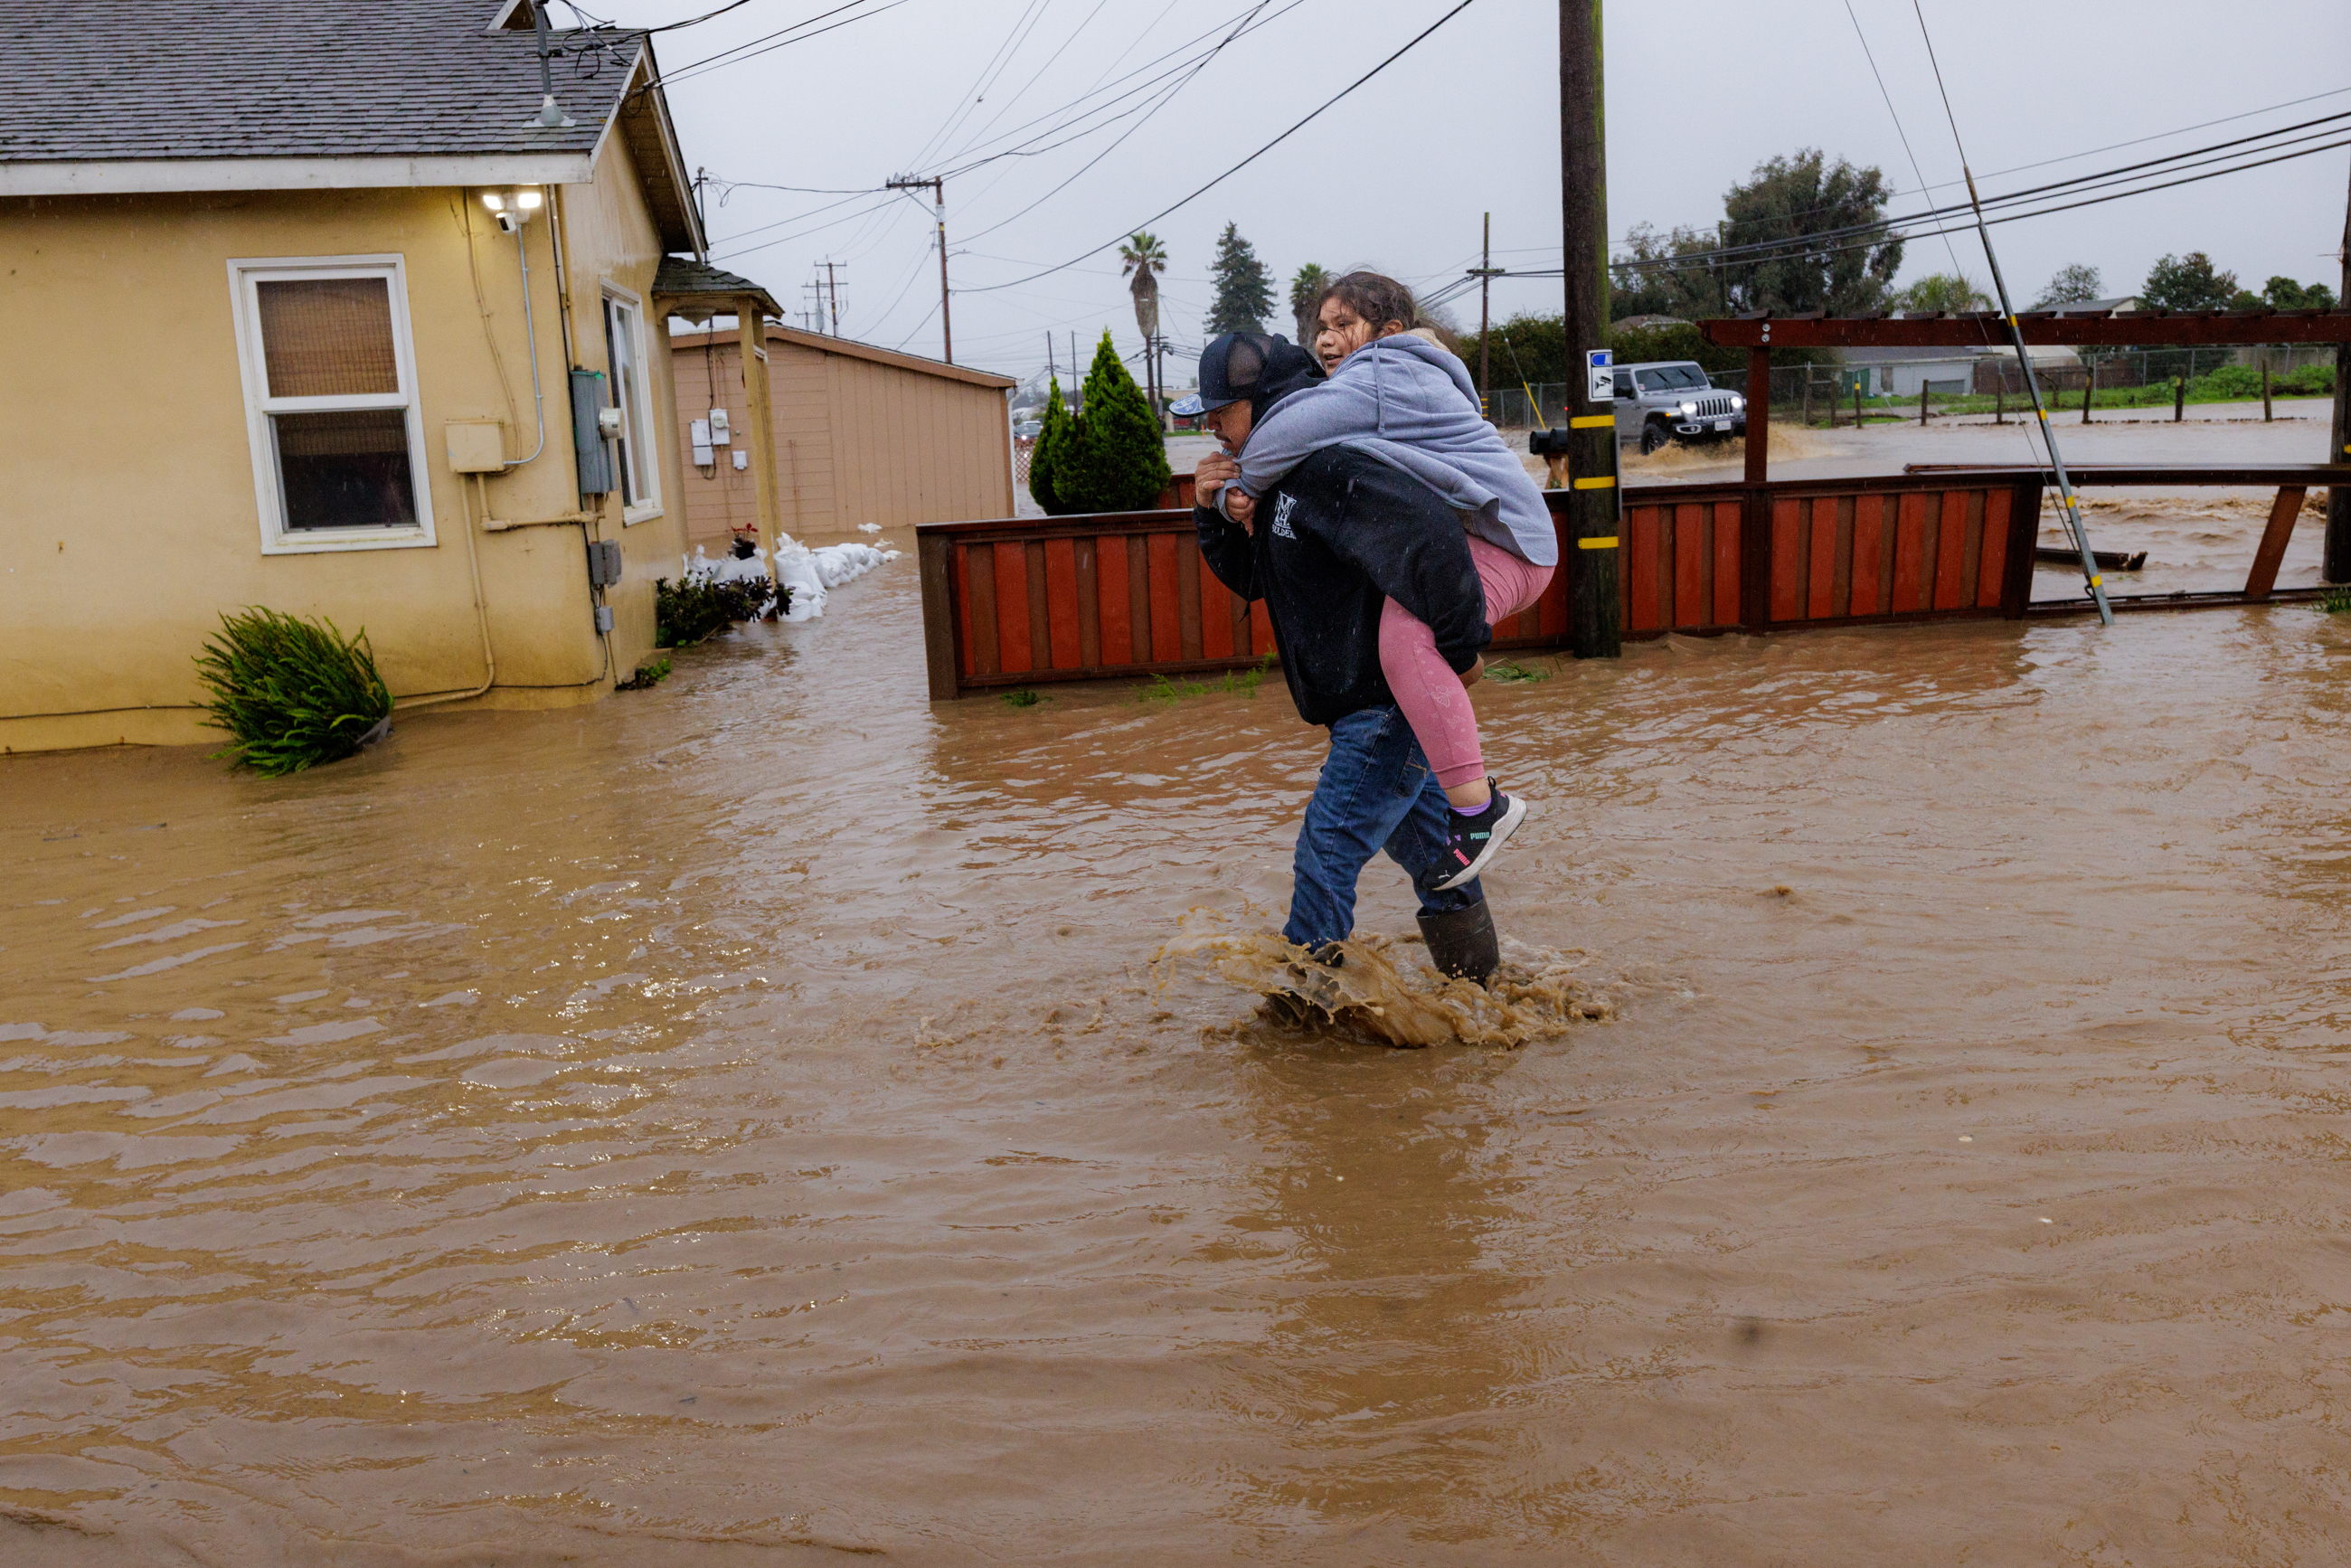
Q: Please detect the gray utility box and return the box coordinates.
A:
[585,539,622,587]
[570,368,614,495]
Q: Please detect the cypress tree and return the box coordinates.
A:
[1063,329,1170,513]
[1205,222,1274,335]
[1029,375,1073,515]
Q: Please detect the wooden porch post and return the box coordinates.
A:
[737,295,784,590]
[1740,346,1773,629]
[1745,348,1770,485]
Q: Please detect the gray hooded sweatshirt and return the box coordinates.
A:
[1232,335,1558,569]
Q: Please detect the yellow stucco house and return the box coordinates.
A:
[1,0,772,754]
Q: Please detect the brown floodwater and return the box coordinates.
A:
[7,496,2351,1563]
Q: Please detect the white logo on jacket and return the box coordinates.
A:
[1270,493,1299,540]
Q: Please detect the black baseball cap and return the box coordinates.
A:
[1173,331,1289,417]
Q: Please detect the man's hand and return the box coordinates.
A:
[1460,655,1484,687]
[1225,490,1256,532]
[1194,451,1237,500]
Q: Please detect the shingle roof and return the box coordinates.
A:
[654,256,773,302]
[1,1,635,164]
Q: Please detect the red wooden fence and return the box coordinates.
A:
[919,472,2052,697]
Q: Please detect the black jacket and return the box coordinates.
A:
[1194,447,1489,727]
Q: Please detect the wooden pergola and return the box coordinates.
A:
[653,257,787,586]
[1699,307,2351,485]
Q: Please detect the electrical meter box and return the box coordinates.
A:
[445,421,506,474]
[569,368,614,495]
[707,408,732,444]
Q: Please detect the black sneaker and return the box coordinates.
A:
[1427,779,1526,893]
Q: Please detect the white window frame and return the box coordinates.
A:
[226,253,436,554]
[601,284,663,524]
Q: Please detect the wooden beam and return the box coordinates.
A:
[2244,486,2309,600]
[736,295,784,591]
[1700,312,2351,350]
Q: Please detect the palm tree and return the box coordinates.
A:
[1289,262,1329,346]
[1121,231,1167,421]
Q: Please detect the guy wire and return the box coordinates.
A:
[1912,0,2114,624]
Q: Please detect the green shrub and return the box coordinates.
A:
[1036,331,1170,514]
[1001,687,1042,707]
[1030,376,1072,515]
[617,657,673,690]
[2199,364,2265,400]
[194,608,392,777]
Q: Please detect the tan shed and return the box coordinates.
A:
[670,322,1016,546]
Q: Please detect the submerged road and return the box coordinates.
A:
[5,480,2351,1561]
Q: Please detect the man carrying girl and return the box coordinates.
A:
[1185,272,1555,987]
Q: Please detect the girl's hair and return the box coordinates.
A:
[1317,270,1464,355]
[1317,269,1420,333]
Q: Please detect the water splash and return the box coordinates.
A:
[1154,908,1613,1049]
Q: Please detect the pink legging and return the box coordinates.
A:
[1380,534,1555,790]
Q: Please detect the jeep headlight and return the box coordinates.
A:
[1678,400,1699,417]
[1730,394,1746,411]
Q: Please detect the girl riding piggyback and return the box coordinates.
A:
[1221,271,1556,893]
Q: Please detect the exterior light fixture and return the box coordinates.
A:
[482,188,541,234]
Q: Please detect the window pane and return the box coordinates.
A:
[258,278,400,399]
[271,410,417,529]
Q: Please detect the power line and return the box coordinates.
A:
[903,0,1060,174]
[651,0,911,90]
[1605,111,2351,279]
[1596,85,2351,260]
[955,1,1278,243]
[1841,0,1975,287]
[1600,129,2351,283]
[938,0,1119,163]
[962,0,1484,294]
[930,0,1307,181]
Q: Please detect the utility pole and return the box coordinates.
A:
[1560,0,1620,657]
[2328,152,2351,581]
[1046,331,1056,385]
[1468,212,1502,422]
[822,260,843,337]
[887,175,952,363]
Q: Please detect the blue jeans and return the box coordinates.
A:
[1285,704,1485,949]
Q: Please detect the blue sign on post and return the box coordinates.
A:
[1586,347,1613,402]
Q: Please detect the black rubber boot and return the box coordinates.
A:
[1266,941,1345,1023]
[1418,899,1499,987]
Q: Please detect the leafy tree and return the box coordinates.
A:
[1610,152,1901,320]
[1028,375,1074,515]
[1059,330,1170,513]
[1897,272,1991,313]
[2261,275,2339,311]
[1206,222,1274,335]
[1289,262,1329,345]
[2030,263,2104,307]
[1610,222,1730,321]
[1718,149,1903,315]
[2142,251,2239,312]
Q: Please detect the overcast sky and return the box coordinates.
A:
[613,0,2351,383]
